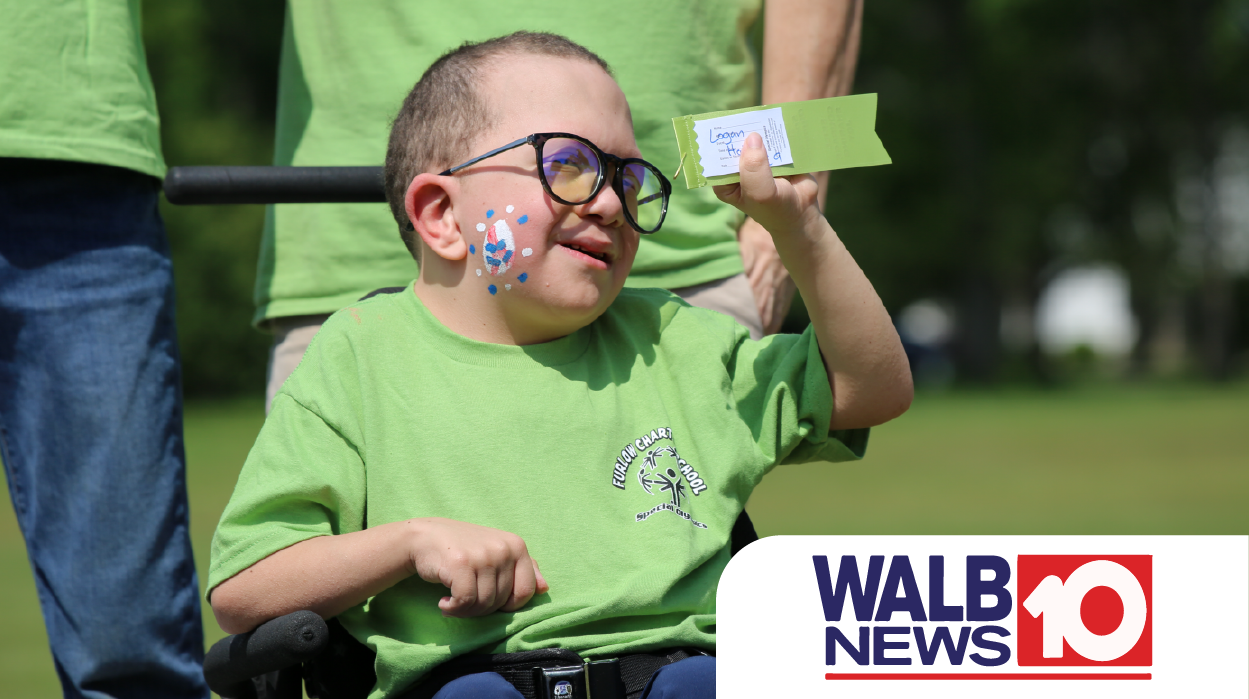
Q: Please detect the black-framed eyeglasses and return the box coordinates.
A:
[440,132,671,234]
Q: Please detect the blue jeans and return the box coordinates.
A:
[0,159,208,699]
[431,656,716,699]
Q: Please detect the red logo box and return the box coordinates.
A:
[1016,555,1152,666]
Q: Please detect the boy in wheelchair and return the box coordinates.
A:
[208,32,911,699]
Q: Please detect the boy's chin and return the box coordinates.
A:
[512,285,623,338]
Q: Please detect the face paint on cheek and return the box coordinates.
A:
[518,272,528,283]
[483,220,516,276]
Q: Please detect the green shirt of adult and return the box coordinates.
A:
[254,0,761,325]
[0,0,164,177]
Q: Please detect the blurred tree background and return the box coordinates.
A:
[143,1,284,396]
[826,0,1249,385]
[143,1,1249,398]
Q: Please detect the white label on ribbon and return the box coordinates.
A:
[693,107,793,177]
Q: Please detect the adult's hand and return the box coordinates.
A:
[738,217,796,334]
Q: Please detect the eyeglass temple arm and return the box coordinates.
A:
[439,136,533,176]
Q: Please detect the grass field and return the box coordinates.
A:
[2,383,1246,696]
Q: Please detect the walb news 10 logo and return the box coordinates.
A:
[815,553,1151,678]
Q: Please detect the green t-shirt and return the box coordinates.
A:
[0,0,164,177]
[255,0,762,324]
[211,286,866,697]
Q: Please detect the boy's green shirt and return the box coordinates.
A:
[0,0,164,177]
[210,286,866,697]
[255,0,762,324]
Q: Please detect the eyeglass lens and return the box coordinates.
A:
[540,137,665,232]
[620,161,665,233]
[541,138,600,202]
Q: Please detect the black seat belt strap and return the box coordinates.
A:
[401,647,709,699]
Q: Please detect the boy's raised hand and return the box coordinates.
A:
[408,517,549,618]
[712,132,913,430]
[714,132,825,247]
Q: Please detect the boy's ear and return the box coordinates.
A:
[405,174,467,261]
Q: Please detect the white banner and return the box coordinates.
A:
[718,536,1247,697]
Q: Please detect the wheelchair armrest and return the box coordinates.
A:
[203,610,329,698]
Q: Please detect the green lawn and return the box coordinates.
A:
[748,383,1249,534]
[2,384,1246,696]
[0,400,265,699]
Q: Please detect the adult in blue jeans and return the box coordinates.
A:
[0,2,208,698]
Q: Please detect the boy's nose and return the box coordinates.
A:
[575,171,628,230]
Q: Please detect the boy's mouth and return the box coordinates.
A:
[558,241,612,265]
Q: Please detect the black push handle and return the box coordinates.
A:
[202,610,329,698]
[163,166,385,205]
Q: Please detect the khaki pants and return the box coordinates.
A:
[264,273,763,413]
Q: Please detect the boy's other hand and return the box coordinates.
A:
[714,132,824,248]
[407,518,549,617]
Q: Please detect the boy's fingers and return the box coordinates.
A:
[473,566,499,615]
[500,556,538,612]
[711,183,741,205]
[736,132,777,201]
[532,558,549,594]
[742,131,765,155]
[426,525,543,616]
[492,563,516,612]
[785,173,820,203]
[439,569,478,617]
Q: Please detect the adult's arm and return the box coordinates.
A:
[740,0,864,333]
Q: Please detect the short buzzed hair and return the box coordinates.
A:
[384,32,613,257]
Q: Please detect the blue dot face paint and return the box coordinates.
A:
[469,244,476,254]
[518,272,528,283]
[517,214,529,224]
[488,284,498,295]
[486,209,494,218]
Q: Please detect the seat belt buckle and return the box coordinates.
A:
[533,665,584,699]
[533,658,625,699]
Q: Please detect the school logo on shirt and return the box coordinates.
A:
[609,426,708,529]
